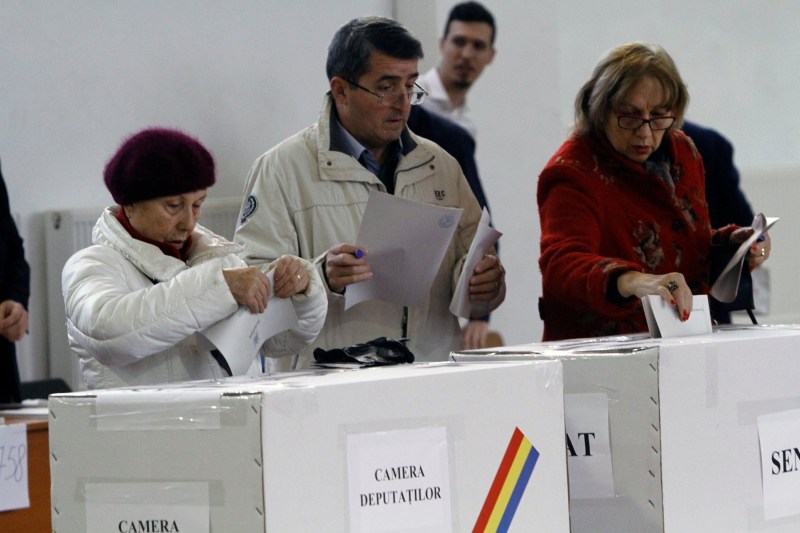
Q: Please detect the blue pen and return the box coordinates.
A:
[354,249,364,259]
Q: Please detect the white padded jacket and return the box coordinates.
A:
[62,207,327,389]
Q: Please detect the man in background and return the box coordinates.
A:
[418,1,496,139]
[683,121,754,229]
[0,160,30,403]
[682,121,760,323]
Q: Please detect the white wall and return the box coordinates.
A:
[2,0,799,382]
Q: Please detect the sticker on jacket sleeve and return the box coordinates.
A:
[240,195,257,224]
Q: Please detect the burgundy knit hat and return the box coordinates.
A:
[104,127,215,205]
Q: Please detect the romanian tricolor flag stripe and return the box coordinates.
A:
[473,427,539,532]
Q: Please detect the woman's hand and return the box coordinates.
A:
[223,267,271,313]
[617,271,692,322]
[271,255,310,298]
[730,227,771,269]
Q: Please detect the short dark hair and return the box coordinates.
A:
[444,2,496,44]
[326,16,424,81]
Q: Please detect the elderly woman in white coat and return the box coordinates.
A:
[62,128,326,389]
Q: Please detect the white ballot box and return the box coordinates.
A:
[451,325,800,532]
[49,361,570,532]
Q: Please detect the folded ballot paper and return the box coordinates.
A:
[710,213,778,303]
[199,270,298,375]
[642,294,712,338]
[449,208,502,318]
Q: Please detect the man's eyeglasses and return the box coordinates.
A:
[616,114,676,131]
[344,79,428,106]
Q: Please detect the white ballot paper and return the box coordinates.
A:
[345,191,463,310]
[449,208,502,318]
[199,270,298,375]
[710,213,778,302]
[642,293,712,338]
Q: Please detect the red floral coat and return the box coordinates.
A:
[537,130,730,341]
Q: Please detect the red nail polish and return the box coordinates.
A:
[671,299,676,306]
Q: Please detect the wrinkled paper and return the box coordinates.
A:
[710,213,778,303]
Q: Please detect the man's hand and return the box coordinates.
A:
[462,319,489,350]
[0,300,28,342]
[469,254,505,302]
[324,243,372,293]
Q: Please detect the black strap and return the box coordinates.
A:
[145,269,234,376]
[210,349,233,377]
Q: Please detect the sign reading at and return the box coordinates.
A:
[347,426,452,532]
[564,393,615,499]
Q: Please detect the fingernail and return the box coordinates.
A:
[671,299,676,306]
[683,310,689,321]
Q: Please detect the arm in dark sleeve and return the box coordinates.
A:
[0,162,31,309]
[683,121,754,228]
[407,107,493,322]
[407,106,490,212]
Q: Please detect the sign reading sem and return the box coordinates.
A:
[347,426,452,532]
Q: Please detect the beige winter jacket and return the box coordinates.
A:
[234,95,498,368]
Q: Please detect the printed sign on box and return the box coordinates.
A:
[758,408,800,520]
[0,424,29,512]
[347,426,452,533]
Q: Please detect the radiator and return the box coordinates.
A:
[45,197,243,391]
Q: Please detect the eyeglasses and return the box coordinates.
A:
[616,114,676,131]
[343,78,428,106]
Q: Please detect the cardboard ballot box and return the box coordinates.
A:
[452,325,800,532]
[49,362,570,532]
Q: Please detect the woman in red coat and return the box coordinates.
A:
[537,42,770,341]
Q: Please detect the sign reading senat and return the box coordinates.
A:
[758,408,800,521]
[564,393,614,499]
